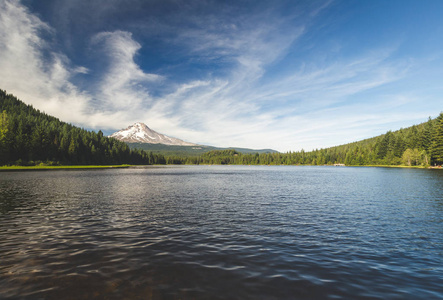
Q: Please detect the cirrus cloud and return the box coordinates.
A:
[0,0,440,151]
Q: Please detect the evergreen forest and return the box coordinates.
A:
[0,90,166,166]
[0,89,442,167]
[164,114,443,167]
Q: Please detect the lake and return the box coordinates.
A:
[0,166,442,299]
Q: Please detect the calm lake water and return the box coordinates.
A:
[0,166,442,299]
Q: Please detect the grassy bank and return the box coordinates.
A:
[0,165,131,171]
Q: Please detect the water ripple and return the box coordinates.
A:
[0,166,442,299]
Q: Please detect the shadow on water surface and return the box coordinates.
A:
[0,166,442,299]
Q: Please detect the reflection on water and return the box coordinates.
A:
[0,166,442,299]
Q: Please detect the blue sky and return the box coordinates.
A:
[0,0,442,151]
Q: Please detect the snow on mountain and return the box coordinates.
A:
[109,122,198,146]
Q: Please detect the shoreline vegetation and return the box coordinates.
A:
[1,89,443,169]
[0,164,131,171]
[1,164,441,172]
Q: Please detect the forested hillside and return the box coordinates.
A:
[0,90,165,165]
[127,143,277,157]
[0,89,442,167]
[166,114,443,166]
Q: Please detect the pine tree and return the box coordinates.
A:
[430,113,443,165]
[376,131,394,159]
[420,117,434,151]
[0,110,8,142]
[0,110,10,164]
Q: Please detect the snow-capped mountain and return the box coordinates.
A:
[109,122,198,146]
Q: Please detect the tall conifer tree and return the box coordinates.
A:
[430,113,443,165]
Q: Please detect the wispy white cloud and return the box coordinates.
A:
[152,45,423,151]
[0,0,437,152]
[0,2,163,130]
[92,31,162,110]
[0,0,90,123]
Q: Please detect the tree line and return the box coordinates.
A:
[163,114,443,167]
[0,89,442,167]
[0,90,166,166]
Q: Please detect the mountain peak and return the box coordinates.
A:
[132,122,148,128]
[128,122,150,131]
[110,122,198,146]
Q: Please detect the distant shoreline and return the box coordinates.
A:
[0,165,131,171]
[1,164,441,172]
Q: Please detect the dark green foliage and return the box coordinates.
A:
[127,143,277,157]
[0,90,165,166]
[1,88,441,167]
[429,113,443,165]
[163,113,442,166]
